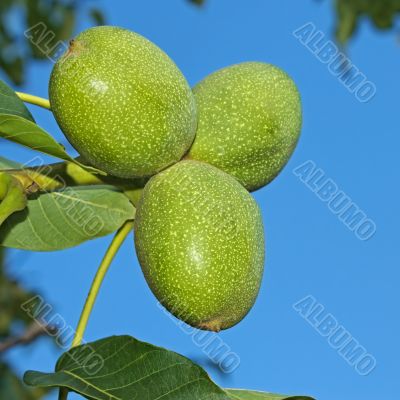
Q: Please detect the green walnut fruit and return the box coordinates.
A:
[187,62,302,191]
[49,26,197,178]
[134,160,265,331]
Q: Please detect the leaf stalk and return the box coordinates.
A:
[15,92,51,110]
[59,220,134,400]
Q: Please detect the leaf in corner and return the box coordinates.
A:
[0,156,23,170]
[189,0,206,6]
[0,186,135,251]
[89,7,106,25]
[0,362,50,400]
[24,335,230,400]
[0,172,27,226]
[0,114,106,175]
[0,79,34,122]
[227,389,315,400]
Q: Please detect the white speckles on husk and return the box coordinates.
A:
[50,26,197,178]
[134,160,265,331]
[188,62,302,191]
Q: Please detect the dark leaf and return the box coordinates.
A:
[189,0,206,6]
[24,335,230,400]
[23,336,314,400]
[0,362,50,400]
[335,0,400,44]
[55,5,77,41]
[0,114,106,175]
[0,79,34,121]
[0,248,51,340]
[335,0,358,44]
[89,8,106,26]
[0,156,22,170]
[0,1,106,84]
[0,57,25,86]
[0,172,27,226]
[227,389,315,400]
[0,186,135,251]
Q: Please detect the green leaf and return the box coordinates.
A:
[0,172,27,226]
[89,7,106,25]
[0,156,22,170]
[188,0,206,6]
[0,57,25,86]
[24,335,230,400]
[56,5,76,41]
[335,0,358,44]
[227,389,315,400]
[0,362,50,400]
[0,269,42,339]
[0,186,135,251]
[0,79,34,122]
[0,114,106,176]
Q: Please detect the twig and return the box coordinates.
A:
[0,320,58,354]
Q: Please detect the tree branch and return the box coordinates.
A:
[0,320,58,354]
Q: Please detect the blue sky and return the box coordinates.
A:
[1,1,398,399]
